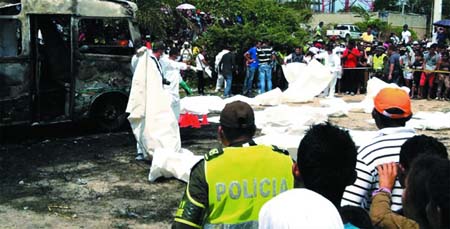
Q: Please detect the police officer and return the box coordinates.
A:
[173,101,294,228]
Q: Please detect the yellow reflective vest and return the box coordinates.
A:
[373,53,386,71]
[204,145,294,228]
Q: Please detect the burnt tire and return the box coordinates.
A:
[90,95,128,132]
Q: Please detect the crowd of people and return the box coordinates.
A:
[173,88,449,229]
[129,20,450,229]
[160,23,450,102]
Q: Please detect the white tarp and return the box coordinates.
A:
[281,60,333,103]
[258,105,328,135]
[319,98,350,117]
[180,96,224,115]
[254,88,283,106]
[407,112,450,130]
[254,130,380,161]
[179,95,258,115]
[127,49,201,182]
[223,95,258,106]
[354,77,410,113]
[149,148,202,182]
[281,62,308,83]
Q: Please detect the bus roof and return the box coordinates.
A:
[1,0,137,17]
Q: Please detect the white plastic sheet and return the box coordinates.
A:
[126,50,181,159]
[319,98,350,117]
[281,62,308,83]
[149,148,203,182]
[281,60,333,103]
[254,130,380,161]
[127,49,204,182]
[355,77,410,113]
[180,96,224,115]
[223,95,258,106]
[258,105,328,136]
[254,88,283,106]
[407,112,450,130]
[180,95,258,115]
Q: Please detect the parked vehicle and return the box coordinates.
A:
[326,24,362,40]
[0,0,141,130]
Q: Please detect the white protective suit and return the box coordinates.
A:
[316,51,342,98]
[126,48,181,160]
[160,56,189,120]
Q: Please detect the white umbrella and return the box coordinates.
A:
[176,3,196,10]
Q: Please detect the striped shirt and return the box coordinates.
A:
[257,46,273,65]
[341,127,415,211]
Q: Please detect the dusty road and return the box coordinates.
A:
[0,95,449,228]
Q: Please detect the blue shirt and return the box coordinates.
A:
[247,46,259,68]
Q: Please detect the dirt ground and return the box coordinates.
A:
[0,95,449,228]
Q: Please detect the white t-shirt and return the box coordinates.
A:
[401,30,412,44]
[195,53,205,71]
[259,189,344,229]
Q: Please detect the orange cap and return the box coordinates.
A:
[374,88,412,119]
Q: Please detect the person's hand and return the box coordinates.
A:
[136,46,147,57]
[188,65,197,72]
[388,74,392,80]
[377,162,398,191]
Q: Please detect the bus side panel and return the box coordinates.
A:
[0,61,32,125]
[73,55,132,119]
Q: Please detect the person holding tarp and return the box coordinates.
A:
[174,101,294,228]
[315,44,341,98]
[127,41,181,161]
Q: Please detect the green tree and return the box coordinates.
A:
[189,0,311,58]
[134,0,184,39]
[132,0,311,57]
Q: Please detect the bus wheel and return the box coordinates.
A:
[91,95,128,132]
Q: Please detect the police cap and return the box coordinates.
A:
[220,101,255,129]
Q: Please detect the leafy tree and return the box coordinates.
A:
[189,0,311,58]
[133,0,184,39]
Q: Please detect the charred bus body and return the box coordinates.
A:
[0,0,141,130]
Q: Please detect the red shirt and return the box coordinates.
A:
[343,48,361,68]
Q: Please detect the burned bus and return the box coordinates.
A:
[0,0,141,130]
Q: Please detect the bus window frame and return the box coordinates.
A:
[76,17,134,56]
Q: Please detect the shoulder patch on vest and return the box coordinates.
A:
[204,148,224,161]
[271,145,289,155]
